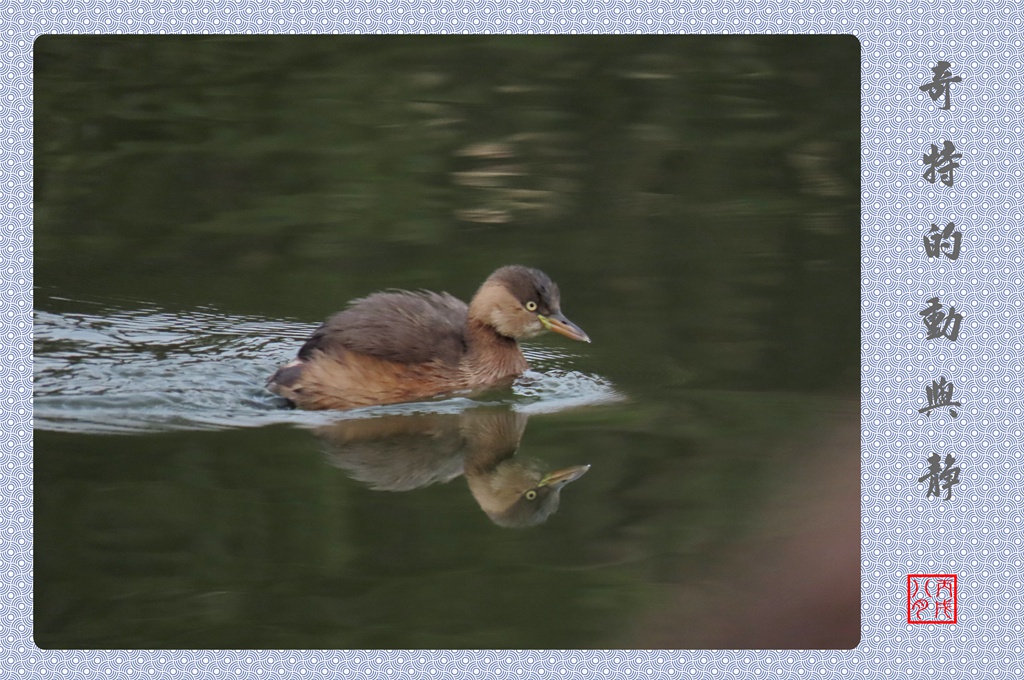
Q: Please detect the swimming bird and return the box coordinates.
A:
[267,265,590,410]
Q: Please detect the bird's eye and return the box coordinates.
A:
[525,489,538,500]
[525,301,538,312]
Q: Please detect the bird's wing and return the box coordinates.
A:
[298,290,469,365]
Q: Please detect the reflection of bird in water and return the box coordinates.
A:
[268,265,589,410]
[316,408,589,528]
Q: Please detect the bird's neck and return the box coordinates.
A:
[463,318,528,382]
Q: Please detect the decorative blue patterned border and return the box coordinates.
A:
[4,1,1022,677]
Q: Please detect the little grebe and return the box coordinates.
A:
[267,265,590,410]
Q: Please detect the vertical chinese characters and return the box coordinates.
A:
[913,61,966,506]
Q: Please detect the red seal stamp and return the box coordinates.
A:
[907,574,957,624]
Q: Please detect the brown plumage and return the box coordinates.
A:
[267,265,590,410]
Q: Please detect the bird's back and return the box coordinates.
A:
[298,290,470,365]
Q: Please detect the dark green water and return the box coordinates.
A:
[34,36,860,649]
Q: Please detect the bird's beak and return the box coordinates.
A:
[538,464,591,488]
[538,311,591,343]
